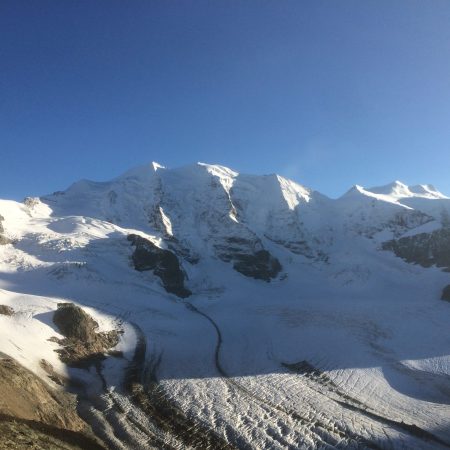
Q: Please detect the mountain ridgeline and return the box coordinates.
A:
[34,163,450,297]
[32,163,450,298]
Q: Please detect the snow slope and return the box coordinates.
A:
[0,164,450,449]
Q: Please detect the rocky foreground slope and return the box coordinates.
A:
[0,355,104,450]
[0,163,450,449]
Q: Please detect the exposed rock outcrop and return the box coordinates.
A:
[382,228,450,270]
[24,197,41,209]
[214,237,282,281]
[233,250,282,281]
[352,210,433,239]
[52,303,121,367]
[0,215,10,245]
[128,234,191,298]
[39,359,66,386]
[441,285,450,302]
[0,357,104,449]
[0,305,14,316]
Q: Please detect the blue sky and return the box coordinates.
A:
[1,1,450,200]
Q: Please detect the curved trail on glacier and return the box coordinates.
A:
[78,305,450,450]
[184,302,450,450]
[183,302,373,449]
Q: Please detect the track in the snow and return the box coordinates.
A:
[186,302,450,450]
[184,302,380,449]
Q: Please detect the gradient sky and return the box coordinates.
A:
[1,1,450,200]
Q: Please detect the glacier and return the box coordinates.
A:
[0,162,450,449]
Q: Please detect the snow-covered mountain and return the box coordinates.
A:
[1,162,450,449]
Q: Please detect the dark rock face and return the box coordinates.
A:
[346,208,432,239]
[53,303,121,367]
[0,305,14,316]
[441,285,450,301]
[0,215,10,245]
[53,303,99,343]
[382,228,450,270]
[0,357,105,449]
[214,237,282,281]
[213,236,282,281]
[233,250,282,282]
[127,234,191,298]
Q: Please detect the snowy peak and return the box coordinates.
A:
[116,161,165,182]
[366,180,448,200]
[342,184,371,197]
[336,179,450,238]
[196,162,238,179]
[367,180,411,198]
[152,161,165,171]
[408,184,448,199]
[344,180,448,202]
[339,183,409,207]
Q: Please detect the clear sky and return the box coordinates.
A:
[1,1,450,200]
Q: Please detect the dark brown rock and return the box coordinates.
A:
[0,236,10,245]
[0,357,105,449]
[214,237,282,281]
[128,234,191,298]
[52,303,121,368]
[441,285,450,302]
[382,228,450,270]
[233,250,282,282]
[0,215,10,245]
[0,305,14,316]
[53,303,99,343]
